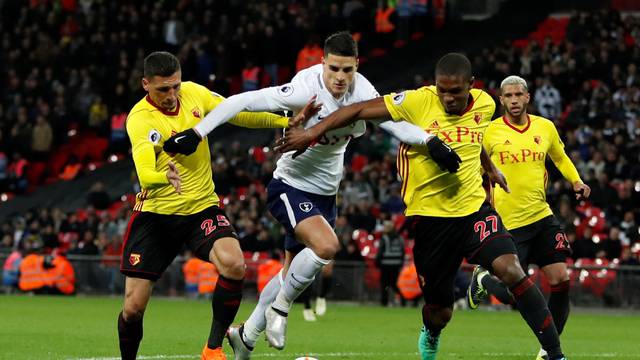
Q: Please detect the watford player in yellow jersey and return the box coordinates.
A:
[117,52,295,360]
[467,75,590,360]
[277,54,568,360]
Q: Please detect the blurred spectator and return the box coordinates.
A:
[2,249,22,293]
[335,240,364,262]
[163,11,185,49]
[10,108,32,157]
[182,251,201,299]
[0,152,9,191]
[87,181,110,210]
[599,227,623,260]
[572,227,596,260]
[68,230,99,256]
[7,153,29,193]
[296,35,323,72]
[241,60,261,92]
[620,248,639,266]
[88,96,109,135]
[375,220,405,306]
[31,115,54,161]
[534,78,562,120]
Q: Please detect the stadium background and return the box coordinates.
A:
[1,0,640,359]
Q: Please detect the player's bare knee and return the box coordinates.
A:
[122,301,146,322]
[494,262,526,286]
[220,258,245,280]
[436,308,453,325]
[312,239,339,260]
[546,268,569,286]
[427,306,452,327]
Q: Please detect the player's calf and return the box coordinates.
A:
[118,310,144,360]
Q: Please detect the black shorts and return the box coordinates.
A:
[510,215,570,269]
[410,203,517,306]
[120,206,238,281]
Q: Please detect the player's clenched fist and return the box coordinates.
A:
[427,137,462,173]
[163,128,202,155]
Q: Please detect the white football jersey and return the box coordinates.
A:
[194,64,431,195]
[271,65,375,195]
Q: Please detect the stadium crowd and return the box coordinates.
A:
[0,0,412,194]
[2,4,640,297]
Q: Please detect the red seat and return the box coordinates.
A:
[26,162,47,187]
[88,138,109,161]
[49,146,71,176]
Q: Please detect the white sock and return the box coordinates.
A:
[272,248,330,313]
[242,269,283,347]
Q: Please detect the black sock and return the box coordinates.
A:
[548,280,570,335]
[118,311,143,360]
[510,277,563,359]
[481,274,515,304]
[207,275,243,349]
[320,275,332,298]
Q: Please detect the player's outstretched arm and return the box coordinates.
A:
[230,95,322,130]
[378,121,434,146]
[275,97,389,155]
[548,125,590,200]
[380,120,462,173]
[548,145,590,200]
[480,147,509,193]
[164,84,313,155]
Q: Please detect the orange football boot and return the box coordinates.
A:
[201,344,227,360]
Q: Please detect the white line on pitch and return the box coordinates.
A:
[69,352,640,360]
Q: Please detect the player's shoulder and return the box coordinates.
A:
[529,114,558,133]
[471,88,495,108]
[486,115,507,131]
[180,81,207,95]
[528,114,554,126]
[352,72,379,100]
[285,65,318,95]
[420,85,438,96]
[127,97,154,121]
[126,98,157,131]
[399,85,437,100]
[292,64,321,85]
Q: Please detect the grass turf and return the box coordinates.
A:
[1,295,639,359]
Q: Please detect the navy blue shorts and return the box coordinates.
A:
[266,178,337,252]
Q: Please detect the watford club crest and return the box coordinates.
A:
[474,113,483,124]
[534,135,541,144]
[191,107,201,118]
[129,253,141,266]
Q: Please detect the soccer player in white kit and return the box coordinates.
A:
[163,32,460,359]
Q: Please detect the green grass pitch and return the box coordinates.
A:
[1,295,639,359]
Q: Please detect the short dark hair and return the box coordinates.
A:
[435,53,472,80]
[324,31,358,58]
[143,51,181,78]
